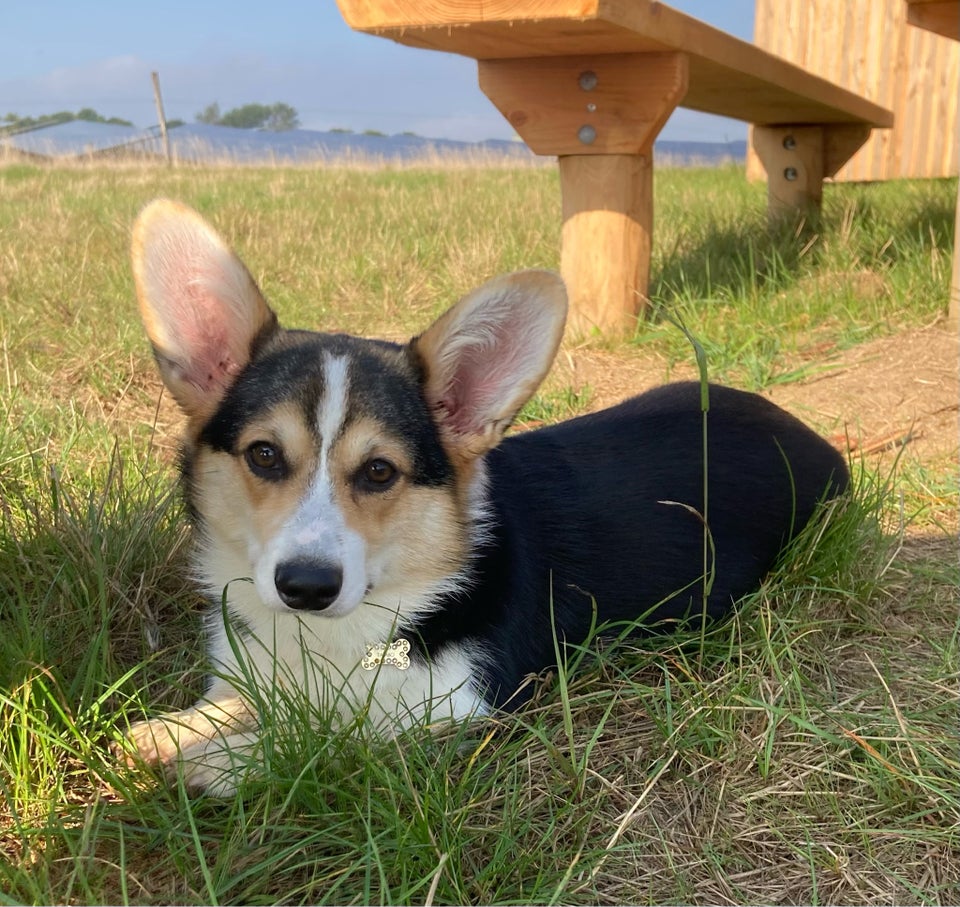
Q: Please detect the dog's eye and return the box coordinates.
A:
[357,458,398,491]
[245,441,285,478]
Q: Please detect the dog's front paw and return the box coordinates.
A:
[124,714,189,768]
[122,723,258,796]
[120,696,258,792]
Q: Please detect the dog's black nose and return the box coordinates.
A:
[274,562,343,611]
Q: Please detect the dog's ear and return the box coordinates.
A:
[412,270,567,460]
[131,199,278,421]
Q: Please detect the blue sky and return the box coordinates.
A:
[2,1,755,144]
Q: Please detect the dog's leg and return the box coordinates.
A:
[124,695,257,771]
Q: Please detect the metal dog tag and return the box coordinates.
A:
[362,638,411,671]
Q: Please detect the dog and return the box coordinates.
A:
[125,199,848,794]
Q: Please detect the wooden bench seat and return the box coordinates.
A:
[336,1,895,333]
[906,0,960,39]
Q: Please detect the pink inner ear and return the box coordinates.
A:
[169,277,243,394]
[144,231,262,399]
[436,320,529,437]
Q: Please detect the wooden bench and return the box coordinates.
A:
[905,0,959,324]
[906,0,960,39]
[336,1,894,334]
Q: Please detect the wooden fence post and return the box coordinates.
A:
[151,72,172,165]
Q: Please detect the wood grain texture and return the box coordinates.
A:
[748,0,958,181]
[952,185,960,324]
[752,126,825,214]
[478,53,687,155]
[559,153,653,334]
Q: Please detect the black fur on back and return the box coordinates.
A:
[403,381,848,708]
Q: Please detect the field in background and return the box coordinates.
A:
[0,160,957,904]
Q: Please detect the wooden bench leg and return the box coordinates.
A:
[951,181,960,326]
[751,123,872,219]
[478,52,688,335]
[752,126,826,216]
[559,154,652,334]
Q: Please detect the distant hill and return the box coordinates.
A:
[654,139,747,164]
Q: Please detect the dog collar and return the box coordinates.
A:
[361,638,411,671]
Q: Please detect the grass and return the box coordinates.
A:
[0,158,957,904]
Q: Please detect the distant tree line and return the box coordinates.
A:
[195,102,300,131]
[1,108,136,135]
[1,105,409,139]
[328,127,417,137]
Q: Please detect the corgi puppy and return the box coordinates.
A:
[126,199,848,794]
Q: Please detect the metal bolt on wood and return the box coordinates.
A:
[578,124,597,144]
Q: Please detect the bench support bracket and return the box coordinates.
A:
[751,124,871,217]
[479,53,689,334]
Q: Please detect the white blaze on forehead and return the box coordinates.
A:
[300,348,350,527]
[318,351,351,465]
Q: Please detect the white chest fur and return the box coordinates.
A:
[204,592,488,731]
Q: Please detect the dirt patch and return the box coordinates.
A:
[763,326,958,466]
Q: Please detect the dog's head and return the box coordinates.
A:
[131,199,567,620]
